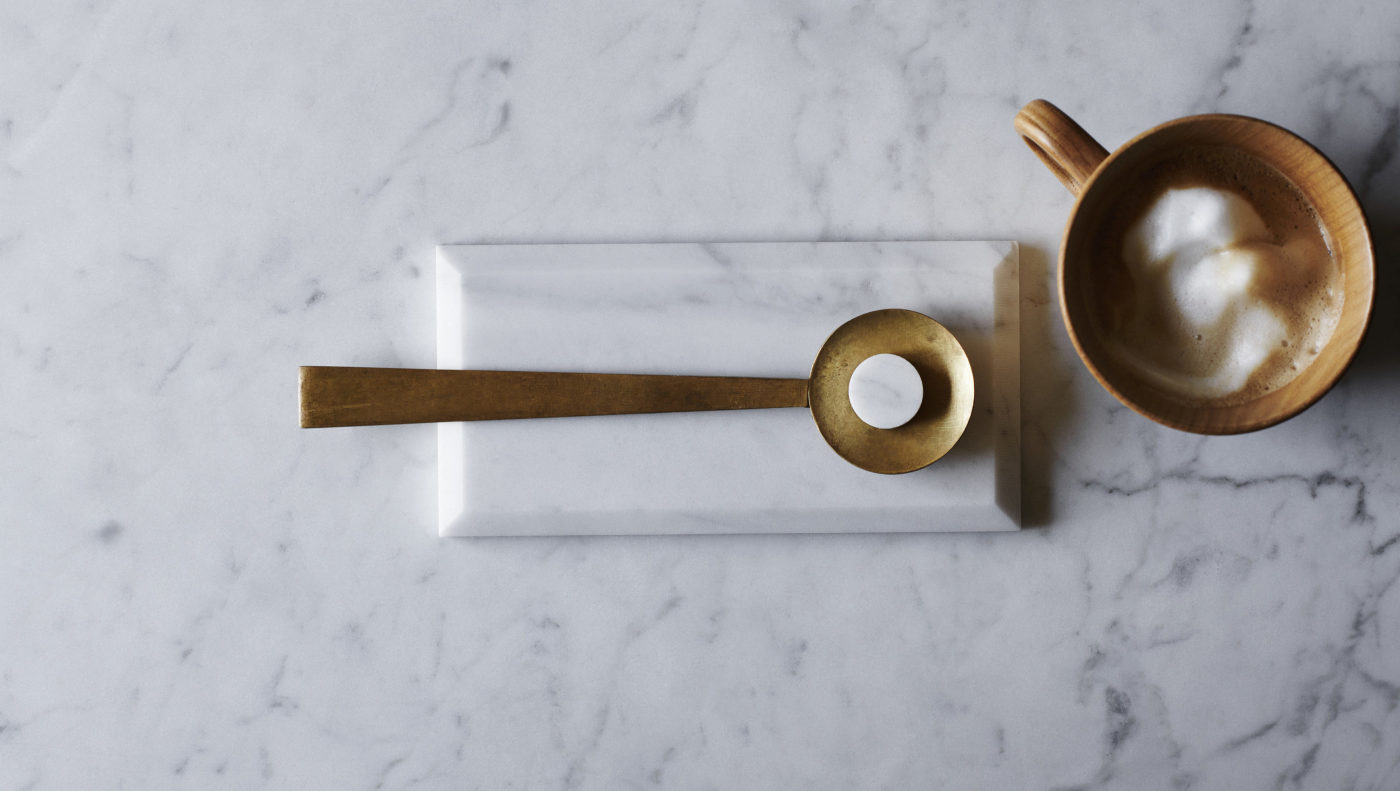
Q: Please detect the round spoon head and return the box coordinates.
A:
[808,309,974,474]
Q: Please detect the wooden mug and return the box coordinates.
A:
[1014,99,1375,434]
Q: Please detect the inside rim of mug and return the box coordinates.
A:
[1059,114,1375,434]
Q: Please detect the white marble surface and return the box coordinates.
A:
[850,354,923,429]
[439,241,1018,536]
[2,0,1398,788]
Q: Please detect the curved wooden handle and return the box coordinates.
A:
[299,367,809,427]
[1013,99,1110,196]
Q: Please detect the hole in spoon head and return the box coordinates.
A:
[808,309,974,474]
[848,353,923,429]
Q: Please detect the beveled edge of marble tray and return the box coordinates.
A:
[435,240,1021,536]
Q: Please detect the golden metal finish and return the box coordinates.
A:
[808,309,974,474]
[300,367,808,427]
[300,309,975,474]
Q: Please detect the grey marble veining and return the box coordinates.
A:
[437,241,1018,536]
[1,0,1398,788]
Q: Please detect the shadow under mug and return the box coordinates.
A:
[1014,99,1376,434]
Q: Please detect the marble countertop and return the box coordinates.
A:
[3,0,1398,788]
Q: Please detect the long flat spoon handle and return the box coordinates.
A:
[299,366,811,428]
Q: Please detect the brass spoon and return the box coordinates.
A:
[300,309,973,474]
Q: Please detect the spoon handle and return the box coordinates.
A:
[299,366,810,428]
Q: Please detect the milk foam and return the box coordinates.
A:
[1110,186,1339,402]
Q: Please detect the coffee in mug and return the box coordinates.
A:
[1093,146,1342,406]
[1014,99,1375,434]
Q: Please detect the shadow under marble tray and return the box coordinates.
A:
[436,241,1020,536]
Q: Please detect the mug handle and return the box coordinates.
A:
[1013,99,1110,196]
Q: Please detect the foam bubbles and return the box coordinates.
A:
[1108,186,1341,404]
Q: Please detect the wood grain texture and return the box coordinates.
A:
[1020,100,1376,435]
[1013,99,1110,196]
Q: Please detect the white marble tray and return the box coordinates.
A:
[436,241,1020,536]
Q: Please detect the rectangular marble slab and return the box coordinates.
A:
[436,241,1020,536]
